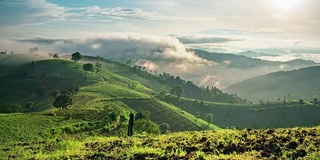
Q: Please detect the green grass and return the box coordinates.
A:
[1,126,319,159]
[0,113,83,144]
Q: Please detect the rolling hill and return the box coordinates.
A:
[0,54,219,142]
[192,49,318,88]
[226,66,320,102]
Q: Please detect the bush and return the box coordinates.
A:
[134,119,160,135]
[135,110,151,120]
[159,122,170,134]
[52,90,60,98]
[25,102,34,109]
[0,103,22,113]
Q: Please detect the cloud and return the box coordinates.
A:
[13,33,215,68]
[257,53,320,63]
[0,0,65,26]
[175,35,241,44]
[67,6,155,20]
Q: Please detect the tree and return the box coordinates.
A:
[170,86,184,99]
[53,53,59,58]
[52,90,60,98]
[299,99,304,105]
[205,113,213,124]
[159,122,170,134]
[71,52,82,62]
[53,94,73,109]
[313,98,318,105]
[25,102,34,109]
[95,61,102,73]
[196,112,200,118]
[83,63,94,73]
[175,85,184,99]
[135,110,150,120]
[158,91,166,100]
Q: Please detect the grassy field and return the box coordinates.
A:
[1,126,319,159]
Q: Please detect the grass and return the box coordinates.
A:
[1,126,319,159]
[0,113,83,144]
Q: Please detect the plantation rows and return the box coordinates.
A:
[123,99,201,131]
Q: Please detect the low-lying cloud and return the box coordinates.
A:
[175,35,240,44]
[2,33,318,90]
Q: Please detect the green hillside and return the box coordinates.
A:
[0,54,221,144]
[226,66,320,101]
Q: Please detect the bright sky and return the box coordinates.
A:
[0,0,319,53]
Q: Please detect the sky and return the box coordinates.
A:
[0,0,320,88]
[0,0,319,53]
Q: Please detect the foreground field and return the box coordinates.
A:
[1,127,319,159]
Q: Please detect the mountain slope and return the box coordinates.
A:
[0,54,219,138]
[192,49,318,88]
[226,66,320,101]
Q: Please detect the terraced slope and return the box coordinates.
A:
[122,99,219,131]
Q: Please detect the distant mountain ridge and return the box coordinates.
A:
[225,66,320,101]
[191,49,318,88]
[237,50,275,57]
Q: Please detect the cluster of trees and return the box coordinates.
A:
[28,47,39,55]
[71,52,103,74]
[158,72,248,103]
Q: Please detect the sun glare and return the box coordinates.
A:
[272,0,301,10]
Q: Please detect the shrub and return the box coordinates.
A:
[0,103,22,113]
[25,102,34,109]
[159,122,170,134]
[135,110,151,120]
[52,90,60,98]
[134,119,160,135]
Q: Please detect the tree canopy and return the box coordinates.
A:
[205,113,213,124]
[71,52,82,62]
[53,94,73,109]
[83,63,95,73]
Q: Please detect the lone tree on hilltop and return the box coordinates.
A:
[53,94,73,109]
[71,52,82,62]
[83,63,94,73]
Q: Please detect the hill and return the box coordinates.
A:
[226,66,320,102]
[0,54,220,142]
[237,50,274,57]
[192,49,318,87]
